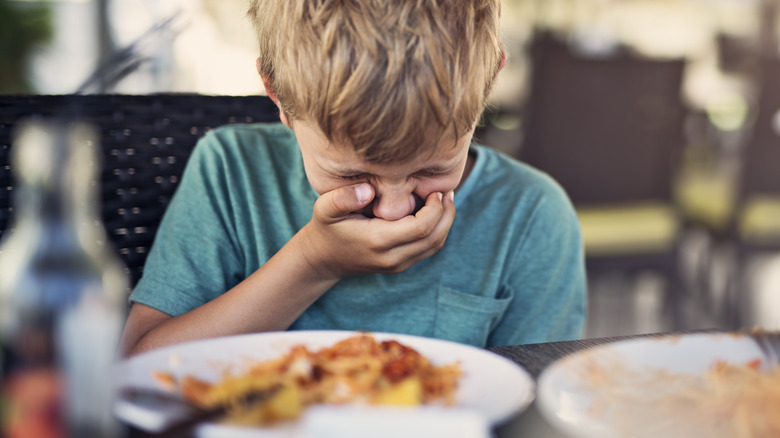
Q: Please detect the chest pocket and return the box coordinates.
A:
[433,286,512,347]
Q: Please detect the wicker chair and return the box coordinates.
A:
[0,94,280,287]
[518,33,689,330]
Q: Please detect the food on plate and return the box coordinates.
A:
[154,333,462,425]
[576,352,780,438]
[700,359,780,437]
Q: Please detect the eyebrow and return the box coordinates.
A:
[330,162,457,176]
[416,164,456,173]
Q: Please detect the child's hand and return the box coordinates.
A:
[296,183,456,280]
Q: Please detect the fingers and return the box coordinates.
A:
[377,190,456,272]
[315,183,375,221]
[370,190,455,262]
[306,186,456,276]
[405,190,456,252]
[392,190,455,243]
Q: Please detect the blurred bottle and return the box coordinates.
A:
[0,119,128,437]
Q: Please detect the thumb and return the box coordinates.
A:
[316,183,374,220]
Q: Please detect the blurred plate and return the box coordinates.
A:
[114,330,535,437]
[537,332,771,438]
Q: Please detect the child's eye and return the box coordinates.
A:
[339,174,364,180]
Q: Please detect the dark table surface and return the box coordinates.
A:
[488,333,666,380]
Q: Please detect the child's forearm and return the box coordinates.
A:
[122,232,340,356]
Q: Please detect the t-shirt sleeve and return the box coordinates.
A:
[488,176,587,346]
[128,130,246,316]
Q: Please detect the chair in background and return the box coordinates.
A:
[518,33,690,332]
[0,94,280,288]
[721,57,780,327]
[736,59,780,250]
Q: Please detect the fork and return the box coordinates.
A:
[115,384,282,437]
[750,330,780,369]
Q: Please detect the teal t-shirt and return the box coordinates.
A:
[129,123,586,347]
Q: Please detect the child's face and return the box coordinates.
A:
[291,119,473,221]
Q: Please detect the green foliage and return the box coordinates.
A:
[0,0,53,93]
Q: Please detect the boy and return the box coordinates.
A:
[119,0,586,356]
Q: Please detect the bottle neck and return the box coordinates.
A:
[8,120,102,252]
[13,184,98,240]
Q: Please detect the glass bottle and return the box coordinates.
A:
[0,119,128,437]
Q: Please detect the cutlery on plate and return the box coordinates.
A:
[114,385,281,437]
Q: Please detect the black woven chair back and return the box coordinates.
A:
[519,33,687,206]
[0,94,280,287]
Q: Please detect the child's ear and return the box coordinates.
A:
[499,52,507,71]
[257,58,291,127]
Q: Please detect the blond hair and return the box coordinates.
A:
[247,0,504,163]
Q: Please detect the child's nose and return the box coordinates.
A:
[371,189,416,221]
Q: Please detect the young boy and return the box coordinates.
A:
[119,0,586,357]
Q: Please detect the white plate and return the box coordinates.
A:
[113,331,535,437]
[537,332,768,438]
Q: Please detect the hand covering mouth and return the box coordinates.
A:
[356,192,426,219]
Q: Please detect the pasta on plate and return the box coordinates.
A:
[153,333,462,425]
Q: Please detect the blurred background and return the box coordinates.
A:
[1,0,779,339]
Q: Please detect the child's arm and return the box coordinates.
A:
[119,184,455,357]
